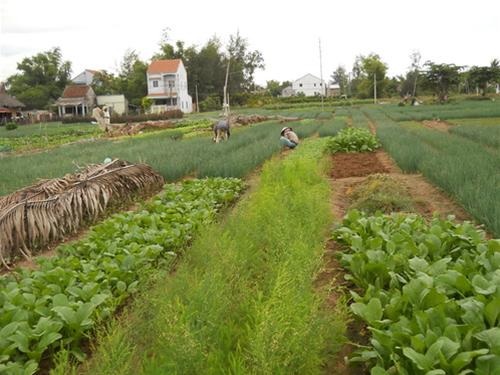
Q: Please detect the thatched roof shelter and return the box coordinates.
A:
[0,83,25,110]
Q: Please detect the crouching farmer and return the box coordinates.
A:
[213,119,231,143]
[280,127,299,149]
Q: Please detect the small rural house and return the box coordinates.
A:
[292,74,326,96]
[281,86,295,97]
[0,83,25,122]
[146,59,192,113]
[327,83,341,97]
[72,69,101,85]
[54,85,96,117]
[97,95,128,115]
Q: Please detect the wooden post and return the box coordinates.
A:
[374,73,377,104]
[195,83,199,113]
[223,59,230,117]
[319,38,324,110]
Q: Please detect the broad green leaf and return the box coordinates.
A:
[0,322,19,337]
[52,294,69,307]
[484,297,500,327]
[23,360,38,375]
[371,366,389,375]
[351,298,383,323]
[421,288,446,309]
[474,328,500,355]
[116,281,127,293]
[436,336,460,360]
[37,332,62,351]
[476,354,500,375]
[52,306,76,326]
[472,275,496,295]
[425,370,445,375]
[403,347,432,371]
[409,257,429,272]
[451,349,489,373]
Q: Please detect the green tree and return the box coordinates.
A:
[185,37,226,101]
[6,47,71,109]
[91,70,119,96]
[423,62,462,102]
[331,66,349,96]
[226,32,265,93]
[468,62,500,96]
[116,50,148,107]
[355,54,389,99]
[409,51,422,96]
[266,80,281,97]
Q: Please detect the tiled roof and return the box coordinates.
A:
[0,83,25,108]
[61,85,91,98]
[147,59,181,74]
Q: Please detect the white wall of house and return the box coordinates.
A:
[97,95,128,115]
[281,86,295,97]
[147,60,192,113]
[292,74,326,96]
[72,70,96,85]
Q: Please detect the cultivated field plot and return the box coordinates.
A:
[0,118,338,195]
[380,100,500,121]
[359,103,500,237]
[1,102,499,375]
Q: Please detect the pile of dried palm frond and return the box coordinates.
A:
[0,159,164,268]
[107,120,175,137]
[232,115,300,126]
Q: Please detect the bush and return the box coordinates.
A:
[326,127,380,153]
[199,96,221,112]
[5,122,18,130]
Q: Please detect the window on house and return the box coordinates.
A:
[320,83,322,86]
[153,80,159,88]
[314,83,316,87]
[299,83,303,87]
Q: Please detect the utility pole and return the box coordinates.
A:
[223,58,231,117]
[319,38,324,110]
[195,83,199,113]
[374,73,377,104]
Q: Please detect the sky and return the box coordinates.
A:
[1,0,500,86]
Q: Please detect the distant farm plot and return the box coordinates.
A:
[381,100,500,121]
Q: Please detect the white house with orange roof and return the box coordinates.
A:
[146,59,192,113]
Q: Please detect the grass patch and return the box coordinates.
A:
[74,139,348,374]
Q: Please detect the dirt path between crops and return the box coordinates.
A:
[422,120,450,132]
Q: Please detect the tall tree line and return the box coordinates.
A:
[5,32,264,110]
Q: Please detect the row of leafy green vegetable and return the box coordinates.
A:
[0,128,103,153]
[326,127,380,154]
[0,178,245,374]
[334,210,500,375]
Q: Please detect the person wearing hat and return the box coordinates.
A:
[280,126,299,149]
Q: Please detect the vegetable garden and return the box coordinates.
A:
[0,100,499,374]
